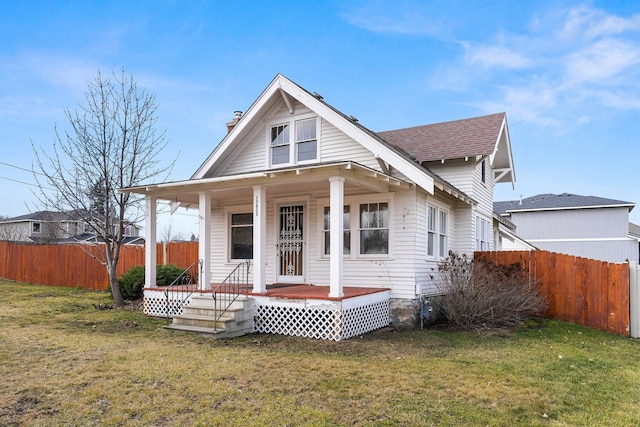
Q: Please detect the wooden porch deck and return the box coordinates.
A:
[250,284,389,301]
[153,284,389,301]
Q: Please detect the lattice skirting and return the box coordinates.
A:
[143,289,192,317]
[255,298,389,341]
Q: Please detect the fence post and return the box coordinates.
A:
[630,261,639,339]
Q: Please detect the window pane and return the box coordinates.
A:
[427,232,435,257]
[427,206,436,232]
[360,204,370,228]
[297,140,317,161]
[439,211,447,234]
[324,206,350,255]
[271,145,289,164]
[232,213,253,226]
[295,119,316,141]
[231,227,253,259]
[360,229,389,254]
[379,203,388,227]
[439,235,447,258]
[271,125,289,146]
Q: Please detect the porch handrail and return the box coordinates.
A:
[164,259,202,324]
[212,259,251,330]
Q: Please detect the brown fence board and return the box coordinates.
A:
[0,241,198,291]
[475,249,630,337]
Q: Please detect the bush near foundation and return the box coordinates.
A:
[432,252,547,330]
[118,264,188,301]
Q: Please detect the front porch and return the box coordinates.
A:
[144,284,390,341]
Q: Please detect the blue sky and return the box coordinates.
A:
[1,0,639,237]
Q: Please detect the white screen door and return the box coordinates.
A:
[277,205,305,282]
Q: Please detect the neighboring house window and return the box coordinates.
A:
[359,202,388,254]
[323,206,351,255]
[481,159,486,183]
[269,117,318,166]
[427,205,448,258]
[230,213,253,259]
[32,222,41,233]
[476,216,491,251]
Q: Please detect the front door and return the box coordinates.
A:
[277,205,305,283]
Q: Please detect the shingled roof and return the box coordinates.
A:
[376,112,506,162]
[494,193,635,215]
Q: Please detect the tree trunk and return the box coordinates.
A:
[108,263,125,307]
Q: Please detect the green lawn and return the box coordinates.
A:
[1,280,639,426]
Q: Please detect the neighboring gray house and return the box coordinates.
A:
[494,193,640,263]
[0,210,140,244]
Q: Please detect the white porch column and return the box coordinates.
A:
[329,176,345,298]
[198,191,211,291]
[253,185,267,293]
[144,196,157,288]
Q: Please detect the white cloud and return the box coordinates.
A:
[564,38,640,84]
[449,5,640,127]
[340,2,447,37]
[463,43,532,69]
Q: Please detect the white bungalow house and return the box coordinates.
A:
[121,74,515,340]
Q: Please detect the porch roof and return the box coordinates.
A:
[120,161,413,206]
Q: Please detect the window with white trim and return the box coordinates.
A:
[269,117,317,166]
[32,222,41,233]
[323,206,351,255]
[475,216,491,251]
[230,213,253,259]
[427,205,448,258]
[359,202,388,254]
[270,124,290,165]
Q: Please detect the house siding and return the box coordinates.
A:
[509,207,638,263]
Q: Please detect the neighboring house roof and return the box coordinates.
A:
[377,113,506,162]
[629,223,640,240]
[0,210,81,223]
[494,193,635,215]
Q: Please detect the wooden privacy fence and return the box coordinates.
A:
[475,250,630,337]
[0,241,199,291]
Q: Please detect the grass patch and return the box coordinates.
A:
[1,280,640,425]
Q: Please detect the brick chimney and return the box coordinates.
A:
[226,110,243,133]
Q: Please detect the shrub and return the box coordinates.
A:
[118,265,145,301]
[432,251,547,330]
[117,264,190,301]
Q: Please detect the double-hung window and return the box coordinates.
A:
[270,124,290,165]
[359,202,389,254]
[230,213,253,260]
[269,117,317,166]
[295,119,317,162]
[475,216,491,251]
[427,205,448,258]
[323,206,351,255]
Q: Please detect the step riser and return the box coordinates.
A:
[180,309,253,322]
[173,317,253,330]
[187,299,252,311]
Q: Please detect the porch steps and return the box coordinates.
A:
[164,294,254,338]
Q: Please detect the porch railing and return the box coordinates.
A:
[164,260,202,324]
[212,260,251,330]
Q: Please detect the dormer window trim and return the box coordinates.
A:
[267,114,319,168]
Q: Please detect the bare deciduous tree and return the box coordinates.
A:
[33,69,174,306]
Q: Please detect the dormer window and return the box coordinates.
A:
[269,117,318,166]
